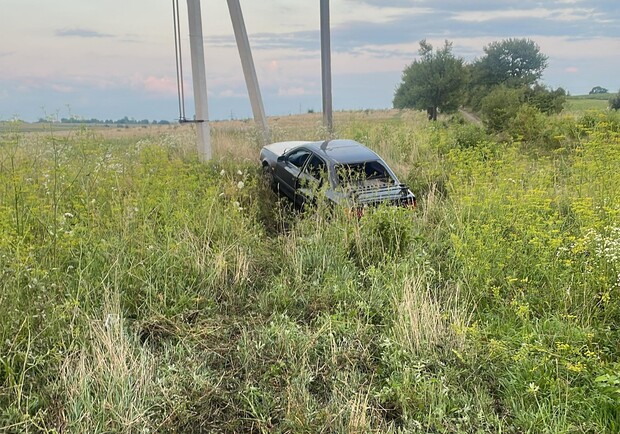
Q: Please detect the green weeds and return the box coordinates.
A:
[1,111,619,432]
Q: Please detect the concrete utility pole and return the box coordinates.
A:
[227,0,270,144]
[187,0,211,161]
[320,0,333,134]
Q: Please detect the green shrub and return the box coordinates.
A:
[525,84,566,114]
[480,86,525,132]
[453,122,488,149]
[508,104,547,144]
[610,90,620,111]
[349,205,414,268]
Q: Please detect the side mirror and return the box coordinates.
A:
[277,155,286,163]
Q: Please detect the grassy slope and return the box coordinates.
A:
[565,94,611,112]
[1,109,620,433]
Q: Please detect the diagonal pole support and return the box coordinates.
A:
[227,0,270,144]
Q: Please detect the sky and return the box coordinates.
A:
[1,0,619,122]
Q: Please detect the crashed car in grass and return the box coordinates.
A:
[260,139,416,211]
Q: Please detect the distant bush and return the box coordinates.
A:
[610,91,620,111]
[453,122,488,149]
[525,85,566,114]
[508,104,547,144]
[480,86,525,132]
[481,85,566,134]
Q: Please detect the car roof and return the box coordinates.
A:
[304,139,381,164]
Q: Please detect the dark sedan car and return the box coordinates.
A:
[260,139,416,210]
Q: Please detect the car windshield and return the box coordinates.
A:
[335,161,395,187]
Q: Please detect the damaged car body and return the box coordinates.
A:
[260,139,416,211]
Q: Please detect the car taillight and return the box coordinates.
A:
[345,205,366,219]
[400,197,416,209]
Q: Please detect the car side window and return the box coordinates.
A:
[303,154,327,181]
[287,149,311,168]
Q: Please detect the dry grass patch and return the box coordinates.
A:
[393,274,471,357]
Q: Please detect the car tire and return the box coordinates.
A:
[262,162,276,191]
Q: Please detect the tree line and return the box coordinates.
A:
[393,38,619,130]
[37,116,171,125]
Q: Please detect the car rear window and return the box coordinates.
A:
[335,161,395,186]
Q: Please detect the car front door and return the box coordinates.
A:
[273,148,311,200]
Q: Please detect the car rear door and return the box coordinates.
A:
[296,153,327,206]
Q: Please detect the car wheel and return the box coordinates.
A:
[262,163,276,191]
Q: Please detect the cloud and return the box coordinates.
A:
[565,66,579,73]
[334,3,433,25]
[267,60,280,73]
[534,36,620,60]
[55,28,114,38]
[141,76,178,96]
[278,86,313,97]
[452,7,602,23]
[51,84,75,93]
[219,89,247,98]
[206,31,319,51]
[202,0,618,62]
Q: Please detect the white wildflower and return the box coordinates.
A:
[237,181,245,189]
[220,169,226,176]
[592,226,620,265]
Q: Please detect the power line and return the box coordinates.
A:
[172,0,186,122]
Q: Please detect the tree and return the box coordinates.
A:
[393,40,466,121]
[472,38,548,88]
[590,86,609,95]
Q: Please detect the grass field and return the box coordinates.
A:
[1,108,620,432]
[565,94,613,112]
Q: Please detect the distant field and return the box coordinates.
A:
[0,109,406,135]
[565,94,611,112]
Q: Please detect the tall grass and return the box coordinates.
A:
[61,288,155,433]
[1,109,620,432]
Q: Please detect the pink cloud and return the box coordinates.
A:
[565,66,579,73]
[141,76,178,96]
[267,60,279,73]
